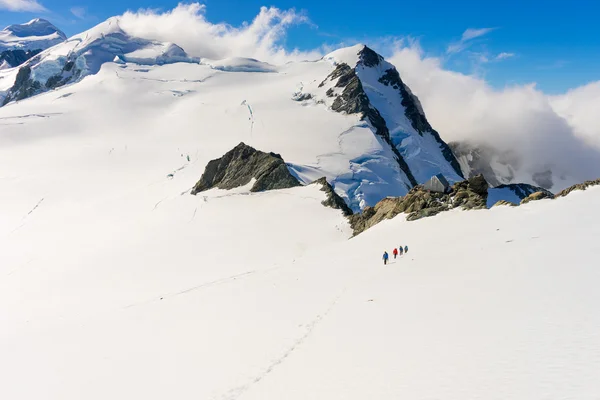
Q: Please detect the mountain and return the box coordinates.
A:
[0,25,462,210]
[0,19,66,71]
[294,44,464,208]
[0,18,66,52]
[0,18,194,104]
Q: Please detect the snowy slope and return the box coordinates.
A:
[1,106,599,400]
[0,18,66,52]
[323,45,464,184]
[0,18,196,105]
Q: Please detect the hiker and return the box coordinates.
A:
[393,248,398,259]
[382,251,389,265]
[404,245,408,254]
[399,246,404,256]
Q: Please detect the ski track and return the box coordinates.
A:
[0,113,61,120]
[121,267,282,311]
[220,286,348,400]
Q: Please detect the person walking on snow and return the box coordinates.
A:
[399,246,403,256]
[383,251,389,265]
[393,248,398,259]
[404,245,408,254]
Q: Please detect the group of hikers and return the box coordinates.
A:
[382,246,408,265]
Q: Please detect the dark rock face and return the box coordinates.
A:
[3,59,81,105]
[0,49,41,69]
[350,174,489,235]
[323,62,418,186]
[494,183,553,201]
[377,66,463,179]
[312,177,353,216]
[521,191,554,204]
[358,46,383,67]
[555,178,600,198]
[191,142,301,195]
[2,65,41,105]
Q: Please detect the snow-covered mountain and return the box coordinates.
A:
[0,18,195,105]
[0,19,66,70]
[0,19,463,210]
[0,18,66,52]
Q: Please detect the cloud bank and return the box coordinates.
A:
[0,0,45,12]
[118,3,322,64]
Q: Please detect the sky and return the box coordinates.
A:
[1,0,600,93]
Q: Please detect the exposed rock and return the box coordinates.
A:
[492,200,517,207]
[324,61,418,186]
[520,191,554,204]
[311,177,353,216]
[358,46,383,67]
[377,66,463,178]
[0,49,41,69]
[555,178,600,198]
[2,59,82,105]
[466,174,488,197]
[350,174,489,235]
[2,65,42,105]
[191,142,301,194]
[494,183,552,200]
[293,93,312,101]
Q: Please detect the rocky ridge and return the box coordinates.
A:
[349,175,488,235]
[191,142,300,194]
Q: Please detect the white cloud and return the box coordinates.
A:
[70,6,86,19]
[447,27,495,54]
[495,52,515,61]
[462,28,496,41]
[118,3,322,64]
[386,41,600,185]
[550,81,600,150]
[0,0,45,12]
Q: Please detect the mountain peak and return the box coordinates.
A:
[3,18,66,40]
[323,44,384,68]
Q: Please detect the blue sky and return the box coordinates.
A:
[1,0,599,93]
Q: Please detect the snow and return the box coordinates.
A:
[202,57,277,73]
[355,53,463,184]
[0,18,66,52]
[1,17,198,96]
[1,40,600,399]
[322,43,365,66]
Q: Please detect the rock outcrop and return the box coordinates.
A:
[492,200,517,207]
[312,177,353,216]
[0,49,41,69]
[191,143,301,194]
[555,178,600,198]
[521,191,554,204]
[350,174,489,235]
[2,65,42,105]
